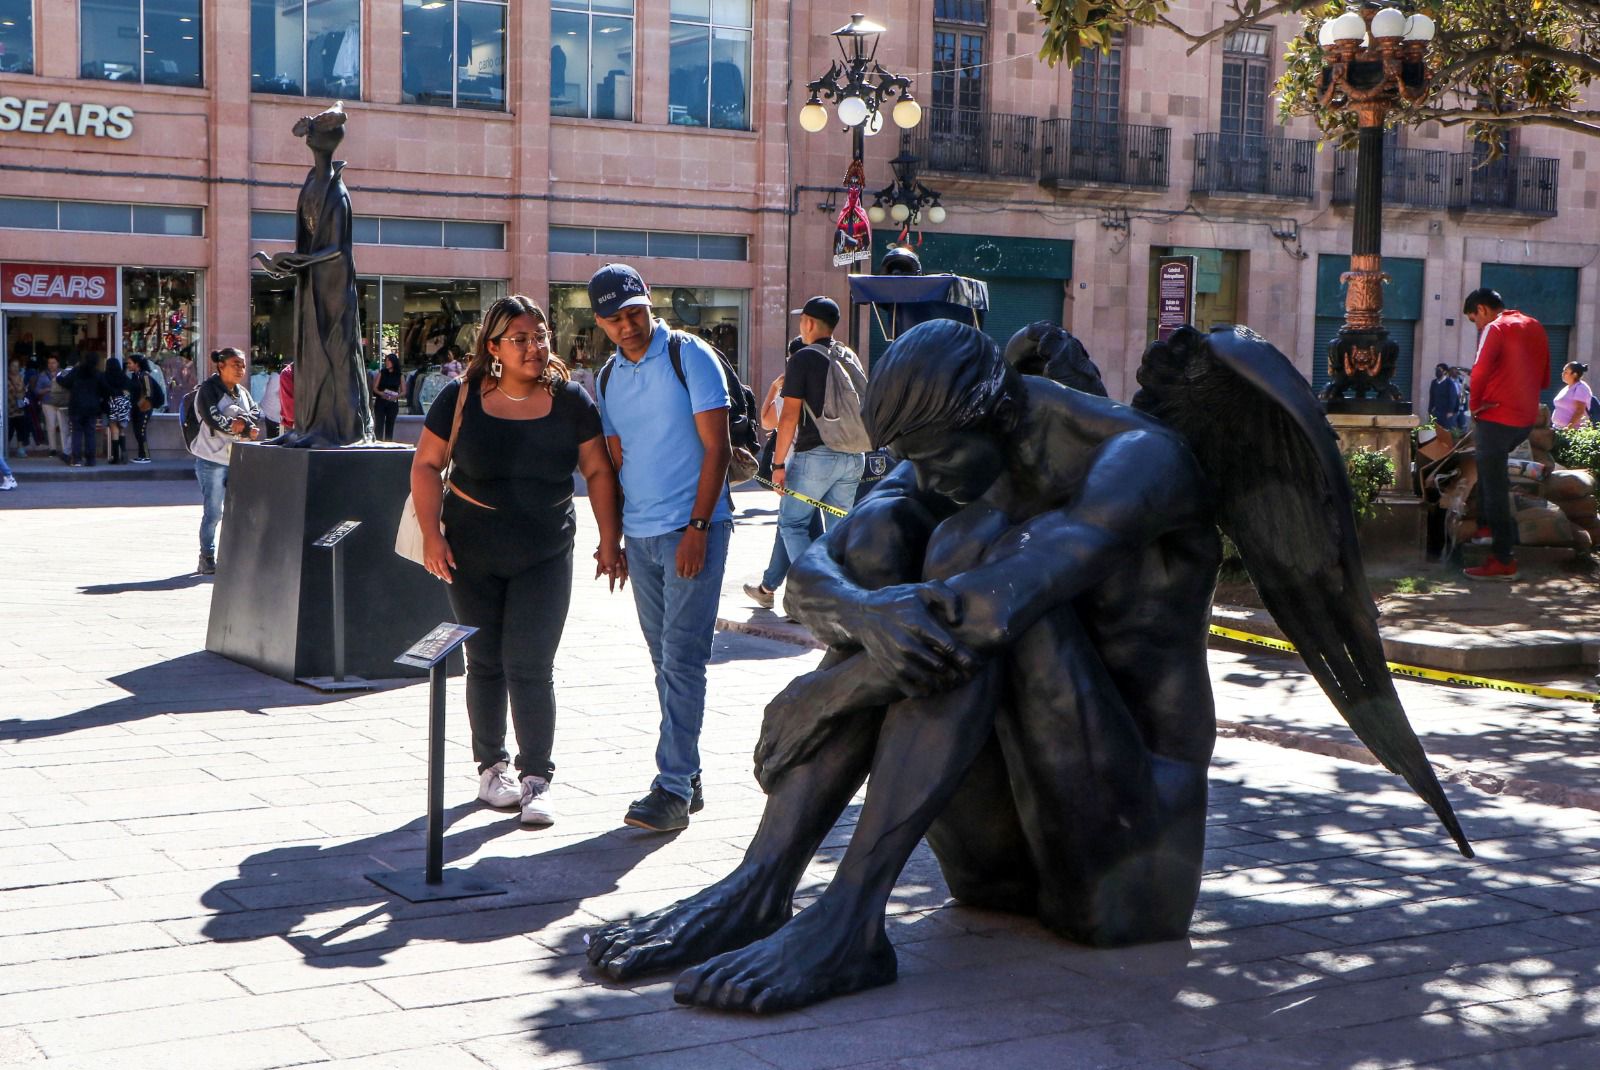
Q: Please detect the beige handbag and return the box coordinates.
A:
[395,380,470,566]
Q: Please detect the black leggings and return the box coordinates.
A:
[443,497,573,782]
[131,408,152,458]
[374,400,399,441]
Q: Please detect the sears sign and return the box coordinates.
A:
[0,98,135,140]
[1,264,120,309]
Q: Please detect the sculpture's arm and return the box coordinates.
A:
[940,430,1209,655]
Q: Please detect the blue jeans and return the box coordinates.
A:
[779,447,861,569]
[1473,419,1532,561]
[761,508,823,590]
[626,519,732,801]
[195,458,229,556]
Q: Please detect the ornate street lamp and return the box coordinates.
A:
[1314,2,1435,408]
[868,150,947,236]
[798,13,923,349]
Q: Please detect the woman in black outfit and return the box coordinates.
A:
[125,354,165,463]
[103,356,132,464]
[409,295,623,827]
[372,351,403,440]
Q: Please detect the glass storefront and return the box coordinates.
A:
[122,268,202,412]
[81,0,204,87]
[250,0,361,98]
[251,274,505,403]
[401,0,507,110]
[548,283,747,396]
[0,0,33,74]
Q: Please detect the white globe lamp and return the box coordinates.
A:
[891,96,922,129]
[1330,12,1366,40]
[863,109,884,136]
[867,204,886,224]
[1370,7,1406,38]
[798,101,828,133]
[1404,14,1435,41]
[889,203,910,223]
[927,205,946,225]
[836,94,869,127]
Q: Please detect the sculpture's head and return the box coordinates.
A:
[1003,322,1107,397]
[863,319,1021,504]
[293,101,347,152]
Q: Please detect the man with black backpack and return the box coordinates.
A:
[766,297,868,594]
[590,263,735,833]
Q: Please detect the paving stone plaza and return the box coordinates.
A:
[0,481,1597,1068]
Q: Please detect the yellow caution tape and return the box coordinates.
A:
[1208,624,1600,704]
[753,475,850,518]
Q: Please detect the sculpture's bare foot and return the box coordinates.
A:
[587,868,792,982]
[673,896,896,1014]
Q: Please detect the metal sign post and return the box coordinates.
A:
[367,622,505,903]
[297,520,372,692]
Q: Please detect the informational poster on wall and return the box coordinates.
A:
[1156,256,1196,342]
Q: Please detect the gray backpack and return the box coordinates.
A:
[803,342,872,453]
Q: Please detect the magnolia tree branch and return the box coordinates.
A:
[1420,108,1600,137]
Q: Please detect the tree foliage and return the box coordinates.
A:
[1032,0,1600,140]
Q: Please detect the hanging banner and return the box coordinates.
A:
[832,160,873,268]
[1156,255,1196,342]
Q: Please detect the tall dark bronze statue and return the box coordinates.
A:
[588,320,1470,1014]
[253,101,373,447]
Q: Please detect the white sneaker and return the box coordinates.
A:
[0,475,16,491]
[520,776,554,826]
[477,761,521,808]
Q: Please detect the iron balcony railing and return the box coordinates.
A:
[1192,133,1317,199]
[1449,153,1559,216]
[1332,145,1452,209]
[900,107,1039,179]
[1039,119,1171,190]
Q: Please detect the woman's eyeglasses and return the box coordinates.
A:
[496,332,551,351]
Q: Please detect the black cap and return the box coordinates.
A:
[588,264,652,318]
[790,296,840,329]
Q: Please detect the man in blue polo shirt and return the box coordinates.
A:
[591,263,733,832]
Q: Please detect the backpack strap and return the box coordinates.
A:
[666,332,690,391]
[598,356,616,400]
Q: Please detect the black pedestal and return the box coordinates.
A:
[206,444,457,683]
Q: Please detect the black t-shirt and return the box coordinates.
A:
[782,342,835,454]
[424,379,603,545]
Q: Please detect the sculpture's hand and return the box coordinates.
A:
[753,671,838,790]
[854,581,977,696]
[252,251,311,278]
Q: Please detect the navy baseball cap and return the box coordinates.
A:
[790,296,840,328]
[588,263,652,318]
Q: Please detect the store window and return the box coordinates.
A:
[401,0,506,111]
[551,0,634,121]
[931,1,985,114]
[250,211,503,250]
[250,0,360,99]
[122,268,202,412]
[668,0,751,130]
[0,0,33,75]
[550,226,746,261]
[251,274,505,402]
[0,198,203,236]
[548,283,746,392]
[81,0,202,87]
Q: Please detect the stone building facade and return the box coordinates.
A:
[0,1,1593,418]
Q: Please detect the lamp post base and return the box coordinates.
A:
[1321,325,1409,413]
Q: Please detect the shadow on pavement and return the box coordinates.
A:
[0,650,399,742]
[198,808,681,971]
[78,573,212,595]
[500,757,1600,1069]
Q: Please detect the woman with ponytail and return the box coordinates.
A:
[409,295,624,826]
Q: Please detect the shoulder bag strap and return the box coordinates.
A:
[441,378,470,475]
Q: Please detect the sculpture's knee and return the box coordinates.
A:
[833,495,941,591]
[922,507,1013,582]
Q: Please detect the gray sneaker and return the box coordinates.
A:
[477,761,521,808]
[743,582,775,609]
[196,553,216,575]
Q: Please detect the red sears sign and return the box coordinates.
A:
[1,263,119,308]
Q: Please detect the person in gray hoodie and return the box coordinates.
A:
[188,348,260,575]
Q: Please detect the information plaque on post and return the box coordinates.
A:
[1156,255,1197,343]
[297,520,373,693]
[368,622,505,903]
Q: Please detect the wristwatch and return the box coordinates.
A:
[772,463,785,469]
[687,517,711,531]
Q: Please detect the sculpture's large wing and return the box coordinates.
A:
[1133,325,1471,857]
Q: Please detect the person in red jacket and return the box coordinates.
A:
[1463,288,1550,581]
[278,362,295,432]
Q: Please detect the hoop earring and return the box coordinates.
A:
[490,357,503,378]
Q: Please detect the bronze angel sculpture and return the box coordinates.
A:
[588,320,1471,1014]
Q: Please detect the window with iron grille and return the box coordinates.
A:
[932,2,985,114]
[1071,35,1121,128]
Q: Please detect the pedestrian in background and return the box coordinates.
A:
[1552,361,1591,430]
[1462,288,1550,581]
[259,361,282,438]
[1428,363,1465,436]
[771,297,866,573]
[125,354,165,463]
[188,348,260,575]
[57,351,108,468]
[39,354,69,461]
[278,362,295,433]
[590,263,731,833]
[372,351,404,440]
[409,295,623,827]
[104,355,132,465]
[25,355,54,455]
[743,336,820,610]
[7,357,31,458]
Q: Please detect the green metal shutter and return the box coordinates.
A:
[980,277,1064,355]
[1479,264,1577,402]
[1312,253,1421,401]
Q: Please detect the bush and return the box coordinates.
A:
[1345,446,1396,522]
[1551,427,1600,505]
